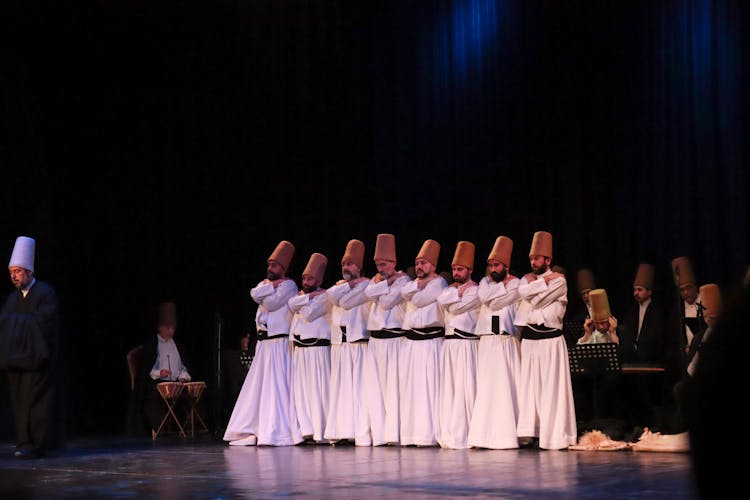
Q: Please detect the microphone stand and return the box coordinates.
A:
[674,265,687,371]
[212,312,223,440]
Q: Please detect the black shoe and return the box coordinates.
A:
[330,439,354,446]
[519,437,539,449]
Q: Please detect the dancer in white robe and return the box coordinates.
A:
[514,231,577,450]
[467,236,523,449]
[324,239,373,446]
[363,233,410,445]
[289,253,332,443]
[436,241,480,449]
[399,239,446,446]
[223,240,303,446]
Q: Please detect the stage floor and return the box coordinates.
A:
[0,435,697,499]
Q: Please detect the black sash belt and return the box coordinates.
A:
[341,332,369,344]
[491,315,501,334]
[257,331,288,341]
[405,327,445,341]
[521,325,563,340]
[445,328,479,340]
[293,335,331,347]
[370,329,406,339]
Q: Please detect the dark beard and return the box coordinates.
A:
[267,270,281,281]
[533,263,548,275]
[302,285,317,293]
[490,269,507,283]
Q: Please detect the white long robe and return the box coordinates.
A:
[514,270,577,450]
[363,274,410,445]
[325,280,373,445]
[468,276,522,449]
[289,291,331,442]
[223,279,303,446]
[436,284,479,449]
[399,276,446,446]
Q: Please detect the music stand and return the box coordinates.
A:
[563,321,585,346]
[569,343,622,419]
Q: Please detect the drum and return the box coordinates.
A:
[182,381,209,436]
[184,381,206,400]
[157,381,185,400]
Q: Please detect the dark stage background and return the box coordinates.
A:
[1,0,748,437]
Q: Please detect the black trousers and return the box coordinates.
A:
[7,367,60,452]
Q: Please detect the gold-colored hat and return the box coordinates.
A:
[588,289,611,322]
[633,263,655,289]
[302,253,328,284]
[699,283,722,318]
[268,240,295,270]
[529,231,553,259]
[373,233,396,262]
[451,241,475,270]
[342,239,365,269]
[417,239,440,267]
[487,236,513,267]
[577,268,596,293]
[671,256,696,287]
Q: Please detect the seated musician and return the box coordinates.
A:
[131,301,192,438]
[572,289,624,430]
[577,289,620,345]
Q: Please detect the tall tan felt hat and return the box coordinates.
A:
[451,241,475,270]
[671,256,696,287]
[529,231,553,258]
[373,233,396,262]
[303,253,328,284]
[268,240,295,270]
[8,236,35,272]
[588,289,611,322]
[417,239,440,267]
[633,263,655,289]
[699,283,722,318]
[487,236,513,267]
[342,239,365,269]
[577,268,596,293]
[158,301,178,327]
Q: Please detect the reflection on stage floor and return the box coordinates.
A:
[0,435,697,499]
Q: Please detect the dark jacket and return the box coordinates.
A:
[126,334,192,435]
[620,299,667,365]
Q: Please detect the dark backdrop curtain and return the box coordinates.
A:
[368,0,747,311]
